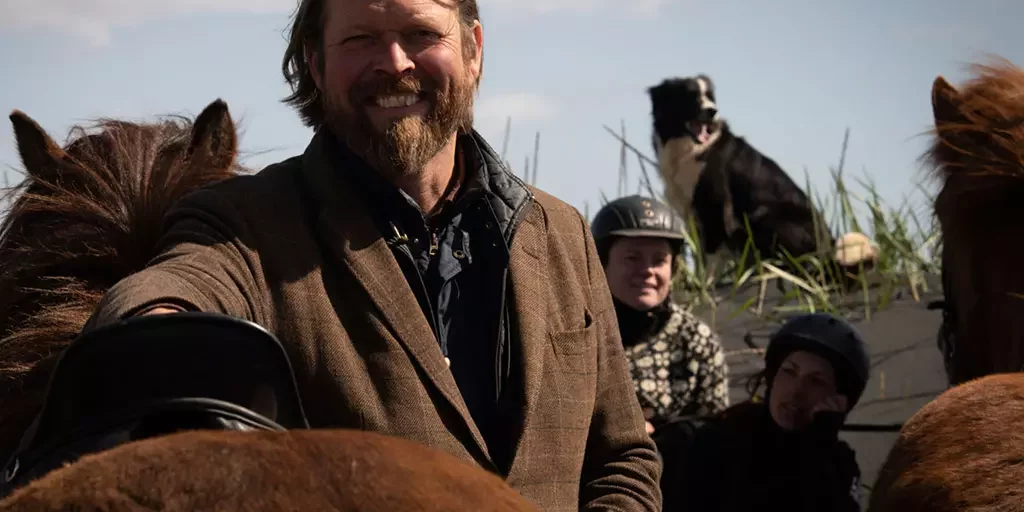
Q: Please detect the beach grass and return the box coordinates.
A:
[501,117,941,329]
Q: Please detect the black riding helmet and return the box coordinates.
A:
[763,313,871,412]
[591,195,687,266]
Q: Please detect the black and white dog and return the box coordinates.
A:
[647,75,872,281]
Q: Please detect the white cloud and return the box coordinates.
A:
[0,0,294,46]
[475,92,558,124]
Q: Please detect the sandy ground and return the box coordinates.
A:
[689,276,947,508]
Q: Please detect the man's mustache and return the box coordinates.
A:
[351,75,440,101]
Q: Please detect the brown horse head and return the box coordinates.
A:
[927,56,1024,386]
[0,100,243,461]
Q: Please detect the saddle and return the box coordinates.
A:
[0,313,309,497]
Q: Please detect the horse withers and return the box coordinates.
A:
[0,429,539,512]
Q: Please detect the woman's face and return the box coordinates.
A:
[768,350,841,431]
[605,237,673,311]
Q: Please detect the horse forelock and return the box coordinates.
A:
[927,57,1024,186]
[0,105,246,460]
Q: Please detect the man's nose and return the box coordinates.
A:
[375,40,415,75]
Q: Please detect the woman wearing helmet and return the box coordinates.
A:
[668,312,869,512]
[590,195,730,435]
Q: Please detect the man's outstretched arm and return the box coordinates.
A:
[85,187,266,331]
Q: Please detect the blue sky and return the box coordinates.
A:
[1,0,1021,226]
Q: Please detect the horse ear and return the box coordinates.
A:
[932,76,965,128]
[187,99,237,171]
[10,110,67,177]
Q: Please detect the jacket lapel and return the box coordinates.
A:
[296,131,492,463]
[505,201,550,468]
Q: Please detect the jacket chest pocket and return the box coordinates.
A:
[549,308,597,375]
[545,309,598,432]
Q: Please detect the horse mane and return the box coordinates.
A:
[0,100,245,460]
[925,56,1024,384]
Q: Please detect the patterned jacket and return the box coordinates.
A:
[616,299,729,427]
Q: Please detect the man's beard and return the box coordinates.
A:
[323,71,475,182]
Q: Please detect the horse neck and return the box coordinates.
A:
[942,186,1024,384]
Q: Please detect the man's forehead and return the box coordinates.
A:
[324,0,460,31]
[368,0,459,8]
[337,0,458,15]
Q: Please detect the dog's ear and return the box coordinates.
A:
[646,84,667,105]
[931,76,965,129]
[697,74,715,92]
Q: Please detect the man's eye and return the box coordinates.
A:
[410,30,440,40]
[342,35,373,44]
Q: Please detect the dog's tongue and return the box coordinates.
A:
[697,124,710,144]
[689,120,711,144]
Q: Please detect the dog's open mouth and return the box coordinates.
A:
[686,120,713,144]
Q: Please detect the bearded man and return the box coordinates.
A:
[83,0,662,509]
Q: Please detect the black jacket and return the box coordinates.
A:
[665,401,861,512]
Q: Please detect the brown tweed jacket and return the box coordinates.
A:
[86,131,662,511]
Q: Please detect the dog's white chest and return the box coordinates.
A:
[656,137,707,219]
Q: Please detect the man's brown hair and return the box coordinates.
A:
[281,0,482,129]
